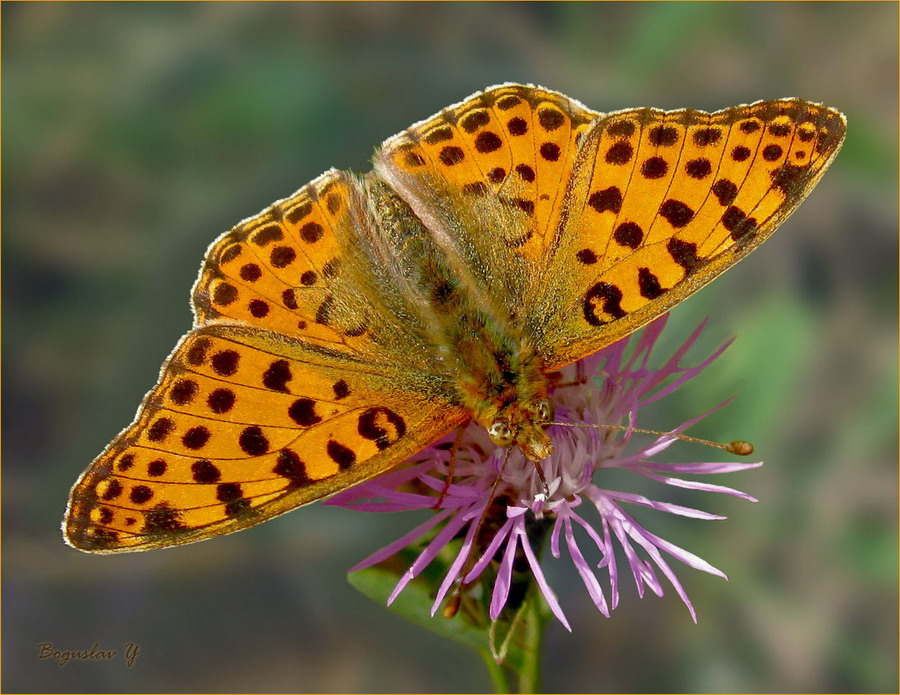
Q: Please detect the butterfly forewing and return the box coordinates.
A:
[375,84,598,310]
[533,99,846,367]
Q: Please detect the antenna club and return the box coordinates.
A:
[727,440,754,456]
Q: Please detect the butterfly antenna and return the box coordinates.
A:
[443,442,514,619]
[548,421,754,455]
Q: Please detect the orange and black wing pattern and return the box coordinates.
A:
[532,99,845,367]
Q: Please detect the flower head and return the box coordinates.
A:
[327,316,762,631]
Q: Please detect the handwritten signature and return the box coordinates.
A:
[38,642,140,667]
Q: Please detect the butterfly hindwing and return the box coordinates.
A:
[64,325,467,552]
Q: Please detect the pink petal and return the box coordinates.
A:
[634,536,698,622]
[639,460,764,475]
[613,501,727,578]
[637,470,760,502]
[431,521,480,615]
[387,508,473,605]
[402,507,473,580]
[489,524,520,620]
[603,489,727,520]
[569,510,612,568]
[599,334,630,376]
[629,435,680,459]
[600,515,619,609]
[639,528,727,579]
[646,318,709,382]
[517,526,572,631]
[350,508,452,572]
[563,516,609,616]
[665,397,735,435]
[339,495,438,513]
[417,473,490,502]
[641,336,733,405]
[621,524,702,622]
[327,461,434,506]
[464,517,515,583]
[550,510,564,559]
[595,494,671,598]
[604,510,653,597]
[623,314,672,374]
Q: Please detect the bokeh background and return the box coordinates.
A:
[4,2,897,693]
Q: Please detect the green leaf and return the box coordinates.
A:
[348,563,500,657]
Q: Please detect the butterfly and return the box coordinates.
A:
[64,83,845,553]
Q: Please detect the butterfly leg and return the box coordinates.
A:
[531,458,551,499]
[432,425,468,510]
[546,360,587,390]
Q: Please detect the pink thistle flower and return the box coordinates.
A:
[327,316,762,631]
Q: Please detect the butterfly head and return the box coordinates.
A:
[487,398,555,462]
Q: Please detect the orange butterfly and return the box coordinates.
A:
[64,84,845,553]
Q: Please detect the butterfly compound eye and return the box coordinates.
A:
[488,419,514,447]
[535,399,554,424]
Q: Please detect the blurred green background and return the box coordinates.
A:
[4,2,897,692]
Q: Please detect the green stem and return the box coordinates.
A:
[480,649,511,693]
[517,599,545,693]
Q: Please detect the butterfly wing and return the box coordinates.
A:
[529,99,846,367]
[374,83,599,317]
[65,324,466,552]
[65,170,468,553]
